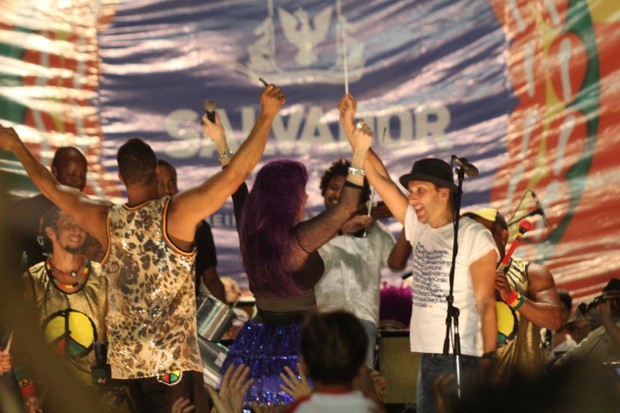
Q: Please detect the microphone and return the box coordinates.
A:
[530,191,551,229]
[451,155,479,178]
[203,99,216,124]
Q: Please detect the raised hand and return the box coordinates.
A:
[351,121,374,153]
[171,397,195,413]
[337,94,357,133]
[0,124,20,152]
[279,364,311,400]
[202,111,227,145]
[260,84,286,117]
[206,363,254,413]
[0,349,12,374]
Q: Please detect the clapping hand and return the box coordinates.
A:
[205,363,254,413]
[279,364,311,400]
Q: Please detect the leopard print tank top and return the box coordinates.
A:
[103,196,201,379]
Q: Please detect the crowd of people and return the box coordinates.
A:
[0,86,619,413]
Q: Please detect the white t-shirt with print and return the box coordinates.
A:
[405,205,498,356]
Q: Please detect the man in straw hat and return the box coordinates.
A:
[337,94,499,413]
[463,208,562,381]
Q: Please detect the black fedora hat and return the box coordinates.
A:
[399,158,456,191]
[598,278,620,298]
[588,278,620,311]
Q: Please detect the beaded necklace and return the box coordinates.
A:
[45,255,90,293]
[48,259,79,277]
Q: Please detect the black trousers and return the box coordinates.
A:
[119,370,209,413]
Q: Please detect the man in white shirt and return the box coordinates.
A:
[315,158,396,367]
[338,94,498,413]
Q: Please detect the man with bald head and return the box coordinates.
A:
[15,146,104,268]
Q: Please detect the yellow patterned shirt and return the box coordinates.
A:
[27,260,107,385]
[496,257,546,381]
[103,196,201,379]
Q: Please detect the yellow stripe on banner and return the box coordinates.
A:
[587,0,620,23]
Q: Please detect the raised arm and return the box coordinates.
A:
[0,125,110,246]
[205,109,249,233]
[338,95,409,223]
[471,249,500,354]
[291,123,373,258]
[166,84,285,242]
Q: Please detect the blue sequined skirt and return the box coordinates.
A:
[220,311,304,405]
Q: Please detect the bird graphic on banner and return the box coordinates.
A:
[278,6,333,66]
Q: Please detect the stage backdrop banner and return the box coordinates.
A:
[1,0,619,304]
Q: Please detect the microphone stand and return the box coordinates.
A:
[442,166,465,398]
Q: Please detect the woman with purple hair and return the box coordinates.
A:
[203,109,373,407]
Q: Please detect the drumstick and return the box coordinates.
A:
[339,4,349,96]
[498,219,533,271]
[343,26,349,95]
[5,331,13,353]
[259,77,269,87]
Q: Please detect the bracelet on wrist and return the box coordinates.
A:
[344,180,364,190]
[510,293,526,310]
[481,351,497,362]
[347,166,365,176]
[505,289,518,306]
[218,150,234,162]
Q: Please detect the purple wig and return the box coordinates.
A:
[240,159,308,296]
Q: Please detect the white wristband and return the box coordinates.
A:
[347,166,365,176]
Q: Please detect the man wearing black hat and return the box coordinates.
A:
[338,95,499,413]
[554,278,620,368]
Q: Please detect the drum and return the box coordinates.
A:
[497,300,518,346]
[196,294,235,342]
[198,336,228,388]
